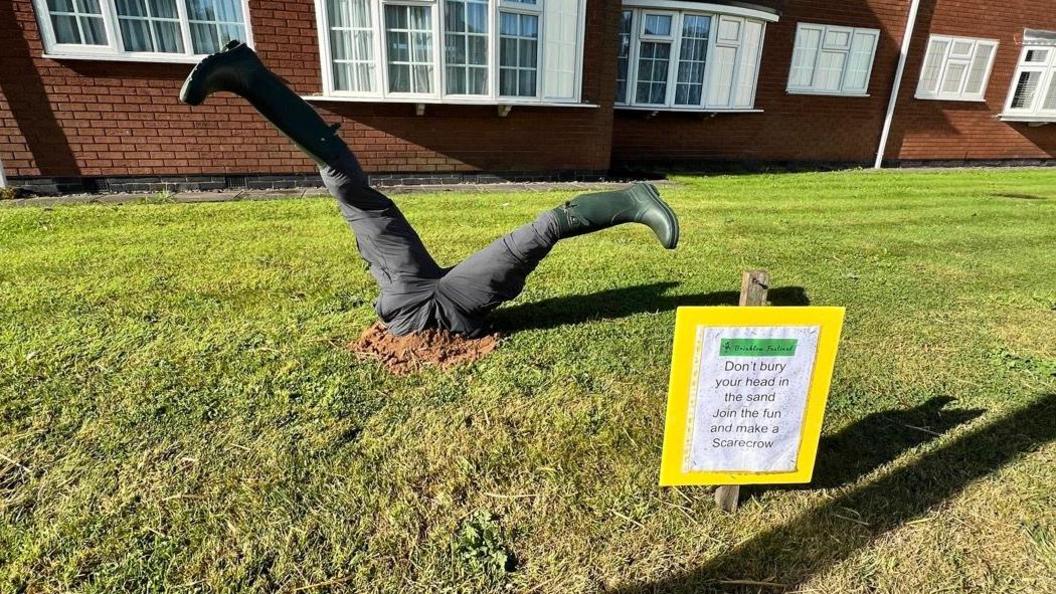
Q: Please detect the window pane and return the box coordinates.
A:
[1042,73,1056,111]
[119,19,153,51]
[82,16,107,44]
[333,62,351,90]
[186,0,248,53]
[616,10,632,103]
[190,23,218,53]
[51,15,81,43]
[117,0,147,17]
[48,0,77,12]
[217,23,244,46]
[49,0,108,45]
[949,39,973,58]
[940,61,967,94]
[789,26,822,88]
[389,64,410,92]
[499,11,538,97]
[154,21,182,52]
[843,31,876,92]
[815,51,846,91]
[706,45,736,106]
[823,28,850,48]
[150,0,178,18]
[963,43,992,95]
[734,20,762,106]
[1011,70,1042,109]
[643,14,671,37]
[674,14,709,105]
[1025,49,1049,64]
[918,39,949,94]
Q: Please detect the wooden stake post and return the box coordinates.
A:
[714,269,770,513]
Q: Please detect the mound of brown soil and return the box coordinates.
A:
[349,322,500,374]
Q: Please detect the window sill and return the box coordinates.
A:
[998,113,1055,125]
[43,52,205,64]
[787,89,870,98]
[914,94,987,103]
[302,95,599,109]
[615,105,763,114]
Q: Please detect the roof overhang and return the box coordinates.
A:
[1024,28,1056,46]
[621,0,781,22]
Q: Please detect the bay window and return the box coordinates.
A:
[315,0,586,104]
[32,0,252,60]
[1002,30,1056,122]
[616,2,776,111]
[915,34,998,102]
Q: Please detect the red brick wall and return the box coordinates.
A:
[611,0,1056,167]
[888,0,1056,161]
[0,0,616,179]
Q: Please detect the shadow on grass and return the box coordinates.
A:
[991,192,1049,201]
[491,282,809,333]
[763,397,985,493]
[608,393,1056,594]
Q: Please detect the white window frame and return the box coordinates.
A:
[786,22,879,97]
[632,10,678,106]
[379,1,443,100]
[31,0,254,63]
[497,0,543,99]
[914,34,998,102]
[616,1,775,113]
[313,0,587,106]
[1001,37,1056,123]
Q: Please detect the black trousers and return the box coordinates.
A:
[320,149,559,337]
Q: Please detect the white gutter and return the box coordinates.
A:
[874,0,922,169]
[0,156,6,189]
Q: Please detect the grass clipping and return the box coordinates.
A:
[350,322,500,374]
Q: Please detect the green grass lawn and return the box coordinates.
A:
[2,169,1055,593]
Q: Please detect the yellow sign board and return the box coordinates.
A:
[660,306,845,486]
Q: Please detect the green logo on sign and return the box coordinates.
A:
[720,338,798,357]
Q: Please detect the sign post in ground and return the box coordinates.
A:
[659,274,845,511]
[714,270,771,512]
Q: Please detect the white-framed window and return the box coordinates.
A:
[787,22,878,96]
[498,9,540,97]
[314,0,586,104]
[31,0,253,62]
[383,3,437,95]
[1002,31,1056,122]
[445,0,489,95]
[616,3,774,111]
[915,34,998,102]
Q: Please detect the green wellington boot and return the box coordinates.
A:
[551,182,679,249]
[179,40,343,165]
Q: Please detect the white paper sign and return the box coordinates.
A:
[683,325,821,473]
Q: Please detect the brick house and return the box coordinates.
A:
[2,0,1056,193]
